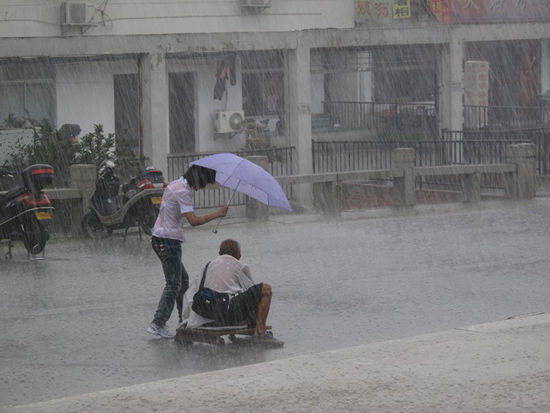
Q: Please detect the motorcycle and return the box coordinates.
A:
[0,164,55,258]
[81,161,165,239]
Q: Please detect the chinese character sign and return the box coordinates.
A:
[429,0,453,23]
[464,61,489,107]
[393,0,411,19]
[452,0,550,22]
[356,0,393,22]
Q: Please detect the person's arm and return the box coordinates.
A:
[238,264,255,290]
[184,205,228,227]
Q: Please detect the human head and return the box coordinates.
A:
[183,165,216,190]
[219,239,241,260]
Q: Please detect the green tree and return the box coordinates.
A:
[8,120,77,186]
[8,122,145,186]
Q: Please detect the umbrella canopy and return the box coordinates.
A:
[190,153,292,211]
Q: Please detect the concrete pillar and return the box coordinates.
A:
[462,173,481,203]
[438,39,464,164]
[70,164,96,234]
[313,181,342,217]
[287,42,313,209]
[505,143,536,200]
[140,52,169,176]
[541,40,550,94]
[392,148,416,207]
[245,156,269,220]
[438,39,464,131]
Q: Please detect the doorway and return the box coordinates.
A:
[169,72,195,154]
[114,73,139,156]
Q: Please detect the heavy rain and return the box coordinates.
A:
[1,0,550,410]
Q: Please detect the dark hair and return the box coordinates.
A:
[219,239,240,258]
[183,165,216,190]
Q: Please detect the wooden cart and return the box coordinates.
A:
[175,324,280,346]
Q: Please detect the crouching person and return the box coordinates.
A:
[187,238,281,344]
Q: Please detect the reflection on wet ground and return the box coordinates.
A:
[1,199,550,406]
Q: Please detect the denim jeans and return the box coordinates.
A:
[151,236,189,327]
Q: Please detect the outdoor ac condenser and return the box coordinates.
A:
[61,2,95,25]
[241,0,272,10]
[214,110,245,134]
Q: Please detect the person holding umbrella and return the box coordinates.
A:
[147,165,228,338]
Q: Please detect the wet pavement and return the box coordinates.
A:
[5,313,550,412]
[1,199,550,407]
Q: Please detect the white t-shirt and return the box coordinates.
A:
[181,254,255,328]
[203,254,255,294]
[152,177,193,242]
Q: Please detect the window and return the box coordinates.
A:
[0,62,55,126]
[240,51,284,118]
[242,71,283,116]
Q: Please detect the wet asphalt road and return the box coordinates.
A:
[1,199,550,406]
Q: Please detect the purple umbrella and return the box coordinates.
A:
[190,153,292,232]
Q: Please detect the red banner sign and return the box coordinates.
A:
[451,0,550,23]
[430,0,453,24]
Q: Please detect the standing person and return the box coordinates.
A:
[147,165,228,338]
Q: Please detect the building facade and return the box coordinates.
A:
[1,0,549,204]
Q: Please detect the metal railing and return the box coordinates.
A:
[464,105,550,130]
[442,128,550,175]
[312,135,547,191]
[167,146,295,209]
[321,101,438,140]
[313,139,466,173]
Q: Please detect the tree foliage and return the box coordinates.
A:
[7,121,144,186]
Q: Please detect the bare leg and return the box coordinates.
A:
[254,283,272,336]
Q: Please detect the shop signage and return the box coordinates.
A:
[393,0,411,19]
[354,0,418,21]
[429,0,453,23]
[451,0,550,23]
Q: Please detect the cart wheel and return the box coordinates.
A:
[175,330,192,346]
[217,337,225,346]
[228,334,237,343]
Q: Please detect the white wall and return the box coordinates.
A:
[55,59,136,136]
[168,56,245,153]
[311,73,325,114]
[541,40,550,94]
[0,0,354,38]
[327,73,360,101]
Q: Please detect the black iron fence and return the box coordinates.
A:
[312,139,484,173]
[464,105,550,130]
[167,146,295,209]
[321,101,438,140]
[313,131,550,191]
[442,128,550,175]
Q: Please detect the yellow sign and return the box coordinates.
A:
[35,211,51,220]
[356,0,393,22]
[151,197,162,205]
[393,0,411,18]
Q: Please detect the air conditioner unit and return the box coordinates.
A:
[61,2,95,25]
[214,110,244,134]
[241,0,272,10]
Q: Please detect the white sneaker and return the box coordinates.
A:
[147,322,174,339]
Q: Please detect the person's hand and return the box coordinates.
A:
[218,205,229,218]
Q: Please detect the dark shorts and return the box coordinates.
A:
[222,283,263,327]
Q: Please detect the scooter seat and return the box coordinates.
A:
[0,186,27,206]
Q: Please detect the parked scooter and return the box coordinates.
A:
[81,161,165,239]
[0,164,55,258]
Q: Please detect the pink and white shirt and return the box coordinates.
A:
[152,177,193,242]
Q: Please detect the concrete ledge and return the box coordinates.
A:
[4,313,550,413]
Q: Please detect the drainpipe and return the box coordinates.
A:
[138,54,144,161]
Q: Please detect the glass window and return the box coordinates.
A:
[0,62,55,126]
[242,71,283,117]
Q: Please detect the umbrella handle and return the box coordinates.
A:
[212,186,238,234]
